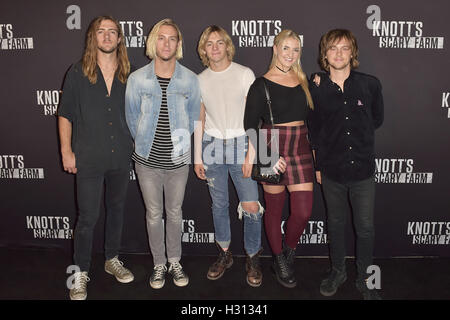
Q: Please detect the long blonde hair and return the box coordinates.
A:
[270,29,314,110]
[82,15,130,84]
[146,18,183,60]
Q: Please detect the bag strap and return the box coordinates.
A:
[262,78,275,127]
[262,78,279,152]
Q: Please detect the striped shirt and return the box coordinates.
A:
[132,76,189,170]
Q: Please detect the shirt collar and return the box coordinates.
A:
[324,69,355,86]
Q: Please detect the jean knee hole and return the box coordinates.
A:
[206,177,215,188]
[243,211,262,221]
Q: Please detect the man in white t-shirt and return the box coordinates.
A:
[194,25,264,287]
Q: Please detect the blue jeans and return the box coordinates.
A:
[202,133,262,256]
[321,174,375,279]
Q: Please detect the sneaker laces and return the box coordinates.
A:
[169,262,184,278]
[108,257,128,276]
[152,265,167,279]
[73,272,90,290]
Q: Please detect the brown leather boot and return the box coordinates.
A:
[245,249,263,287]
[207,243,233,280]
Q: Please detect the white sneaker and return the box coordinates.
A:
[105,256,134,283]
[69,271,90,300]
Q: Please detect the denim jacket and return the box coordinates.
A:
[125,60,201,159]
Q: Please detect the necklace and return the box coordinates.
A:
[99,63,117,82]
[104,74,114,83]
[276,65,291,73]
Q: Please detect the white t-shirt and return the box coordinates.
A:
[198,62,255,139]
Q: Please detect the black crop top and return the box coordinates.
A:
[244,77,309,132]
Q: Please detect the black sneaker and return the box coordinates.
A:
[320,268,347,296]
[149,264,167,289]
[356,278,382,300]
[169,262,189,287]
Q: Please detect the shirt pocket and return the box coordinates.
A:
[350,97,371,120]
[350,97,374,140]
[169,91,190,108]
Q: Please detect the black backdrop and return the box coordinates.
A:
[1,0,449,258]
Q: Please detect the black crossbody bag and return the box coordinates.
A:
[251,79,283,184]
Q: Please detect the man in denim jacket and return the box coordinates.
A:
[125,18,200,289]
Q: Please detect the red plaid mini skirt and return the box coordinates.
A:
[259,124,314,185]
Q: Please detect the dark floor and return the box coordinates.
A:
[1,247,449,303]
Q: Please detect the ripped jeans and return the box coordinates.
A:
[203,133,263,256]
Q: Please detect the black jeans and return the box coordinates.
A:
[321,174,375,279]
[73,167,130,271]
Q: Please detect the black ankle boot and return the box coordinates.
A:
[283,246,296,268]
[272,254,296,288]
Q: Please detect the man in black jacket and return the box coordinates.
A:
[308,29,384,300]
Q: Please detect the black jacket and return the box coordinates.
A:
[308,70,384,184]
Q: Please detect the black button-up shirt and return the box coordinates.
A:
[58,61,133,173]
[308,71,384,184]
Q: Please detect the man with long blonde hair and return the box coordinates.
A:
[58,15,134,300]
[125,18,200,290]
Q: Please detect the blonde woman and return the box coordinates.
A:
[244,29,314,288]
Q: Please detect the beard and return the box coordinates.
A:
[329,61,351,71]
[98,44,118,54]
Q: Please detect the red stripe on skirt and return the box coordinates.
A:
[260,124,314,185]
